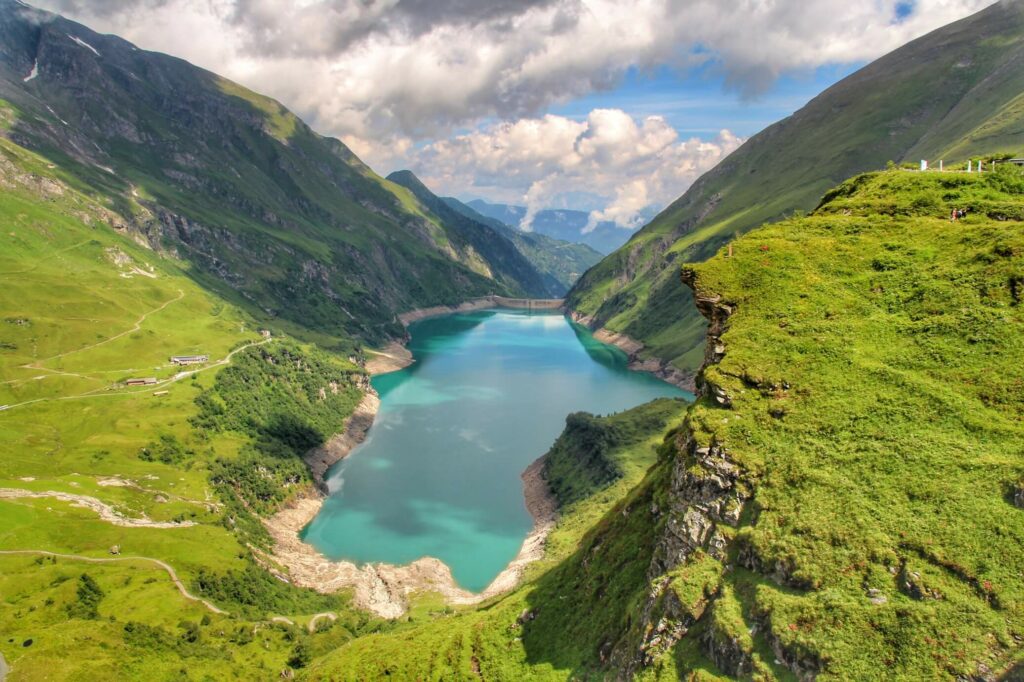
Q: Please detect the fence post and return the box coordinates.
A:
[939,160,943,171]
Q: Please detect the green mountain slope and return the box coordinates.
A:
[0,135,390,678]
[385,170,555,296]
[0,0,548,348]
[314,164,1024,681]
[566,0,1024,382]
[441,195,605,296]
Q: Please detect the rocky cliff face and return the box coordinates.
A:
[604,268,821,680]
[608,267,759,678]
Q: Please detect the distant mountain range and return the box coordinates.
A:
[387,171,604,296]
[465,199,643,255]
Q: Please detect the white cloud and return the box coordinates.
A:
[393,109,742,230]
[33,0,994,229]
[36,0,995,139]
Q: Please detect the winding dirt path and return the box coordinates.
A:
[0,488,196,528]
[23,289,185,369]
[1,338,269,413]
[0,550,226,615]
[307,612,337,633]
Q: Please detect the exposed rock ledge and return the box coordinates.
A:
[397,295,564,326]
[568,311,697,392]
[264,454,557,619]
[398,297,503,326]
[0,488,197,528]
[302,391,381,492]
[363,341,413,376]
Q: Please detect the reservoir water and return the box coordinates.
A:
[301,309,690,592]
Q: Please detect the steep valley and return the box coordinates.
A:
[1,0,1024,680]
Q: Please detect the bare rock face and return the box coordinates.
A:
[1012,482,1024,510]
[609,271,752,676]
[303,391,381,492]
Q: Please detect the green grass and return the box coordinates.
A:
[666,167,1024,679]
[0,131,386,678]
[307,166,1024,680]
[566,0,1024,379]
[2,13,561,349]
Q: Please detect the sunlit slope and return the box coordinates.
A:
[307,399,690,680]
[566,0,1024,376]
[388,172,604,296]
[0,136,386,679]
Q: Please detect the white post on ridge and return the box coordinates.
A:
[921,160,928,171]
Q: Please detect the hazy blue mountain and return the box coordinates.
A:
[465,199,637,254]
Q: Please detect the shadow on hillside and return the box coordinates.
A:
[518,457,669,677]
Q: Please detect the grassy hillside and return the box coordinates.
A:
[0,125,394,679]
[385,170,554,296]
[566,0,1024,377]
[443,195,605,296]
[0,0,550,350]
[652,166,1024,679]
[307,165,1024,680]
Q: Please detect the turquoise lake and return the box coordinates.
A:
[301,309,691,592]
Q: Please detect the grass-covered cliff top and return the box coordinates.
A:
[681,166,1024,678]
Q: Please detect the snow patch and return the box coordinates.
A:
[45,106,68,126]
[67,34,100,57]
[23,60,38,82]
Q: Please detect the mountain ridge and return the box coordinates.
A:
[566,0,1024,376]
[466,198,639,255]
[0,0,552,348]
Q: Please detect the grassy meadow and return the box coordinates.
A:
[0,136,385,678]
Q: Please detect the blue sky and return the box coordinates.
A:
[550,62,865,139]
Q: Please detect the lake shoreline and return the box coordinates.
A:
[367,296,567,376]
[264,449,558,618]
[368,297,696,393]
[567,310,697,392]
[266,311,562,617]
[264,300,675,618]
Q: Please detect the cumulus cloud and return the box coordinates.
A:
[35,0,994,139]
[33,0,993,229]
[397,109,742,230]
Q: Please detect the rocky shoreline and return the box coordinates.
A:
[567,311,697,392]
[363,341,413,376]
[303,391,381,491]
[264,322,560,618]
[264,450,558,618]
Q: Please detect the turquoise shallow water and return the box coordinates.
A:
[301,309,691,592]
